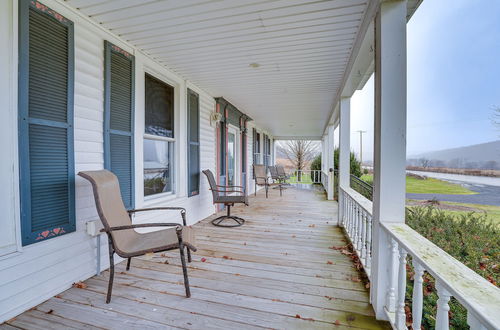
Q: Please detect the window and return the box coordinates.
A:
[187,89,200,197]
[18,0,75,245]
[104,41,135,209]
[144,74,175,197]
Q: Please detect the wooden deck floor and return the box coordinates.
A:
[3,186,389,329]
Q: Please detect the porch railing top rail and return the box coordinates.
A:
[341,185,372,214]
[383,222,500,329]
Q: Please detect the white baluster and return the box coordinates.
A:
[365,214,372,270]
[467,310,487,330]
[412,261,425,330]
[386,238,399,313]
[435,281,451,330]
[360,211,367,260]
[357,207,364,252]
[353,203,359,248]
[396,248,408,329]
[348,197,352,237]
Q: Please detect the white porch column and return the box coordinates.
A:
[339,97,351,188]
[371,0,407,320]
[327,124,335,200]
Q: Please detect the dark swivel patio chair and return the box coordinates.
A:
[203,169,248,227]
[253,164,283,197]
[276,165,291,183]
[268,165,285,196]
[78,170,196,303]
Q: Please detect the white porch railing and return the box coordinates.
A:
[321,170,328,190]
[340,185,500,329]
[339,186,373,277]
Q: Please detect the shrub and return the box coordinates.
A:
[333,148,362,177]
[310,155,321,172]
[404,207,499,328]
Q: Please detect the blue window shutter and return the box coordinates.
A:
[187,89,200,197]
[18,0,75,246]
[103,41,135,209]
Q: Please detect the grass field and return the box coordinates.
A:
[361,174,476,195]
[409,200,500,226]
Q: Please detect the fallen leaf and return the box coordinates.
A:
[334,320,341,325]
[144,252,154,260]
[46,309,54,314]
[223,256,229,259]
[324,295,333,300]
[235,273,241,276]
[365,282,371,289]
[295,314,301,319]
[326,261,334,265]
[201,258,207,262]
[72,282,87,289]
[308,224,315,228]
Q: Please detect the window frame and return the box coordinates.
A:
[143,72,176,200]
[187,88,200,197]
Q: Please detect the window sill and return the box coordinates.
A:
[143,191,178,207]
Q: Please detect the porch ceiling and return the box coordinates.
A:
[68,0,372,137]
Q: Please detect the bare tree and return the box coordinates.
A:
[418,158,430,168]
[277,140,318,179]
[492,106,500,132]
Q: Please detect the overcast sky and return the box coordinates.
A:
[343,0,500,161]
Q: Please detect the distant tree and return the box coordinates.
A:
[492,106,500,133]
[418,158,430,168]
[333,148,362,177]
[277,140,317,179]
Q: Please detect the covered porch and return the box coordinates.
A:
[3,187,390,329]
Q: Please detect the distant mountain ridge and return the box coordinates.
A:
[409,140,500,169]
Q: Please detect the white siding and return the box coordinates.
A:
[0,0,216,323]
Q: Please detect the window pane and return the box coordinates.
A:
[145,74,174,138]
[144,138,173,196]
[227,132,235,186]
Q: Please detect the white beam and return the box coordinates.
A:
[370,0,408,320]
[327,124,335,200]
[338,97,351,188]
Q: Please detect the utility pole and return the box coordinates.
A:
[356,130,367,165]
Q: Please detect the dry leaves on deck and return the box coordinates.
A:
[72,282,87,289]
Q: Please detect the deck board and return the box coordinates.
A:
[3,186,389,329]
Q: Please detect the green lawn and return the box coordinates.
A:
[288,173,313,184]
[438,201,500,226]
[360,174,476,195]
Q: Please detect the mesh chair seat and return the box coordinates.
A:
[118,226,195,256]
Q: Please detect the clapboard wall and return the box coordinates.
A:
[0,0,217,322]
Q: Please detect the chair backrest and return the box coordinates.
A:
[253,165,268,185]
[276,165,287,177]
[78,170,135,250]
[268,165,279,179]
[202,169,220,202]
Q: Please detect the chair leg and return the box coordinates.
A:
[179,244,191,298]
[254,182,257,196]
[126,257,131,271]
[187,246,192,263]
[265,184,269,198]
[106,240,115,304]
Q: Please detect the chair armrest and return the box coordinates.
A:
[101,223,181,233]
[217,184,244,189]
[127,207,187,226]
[211,189,246,194]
